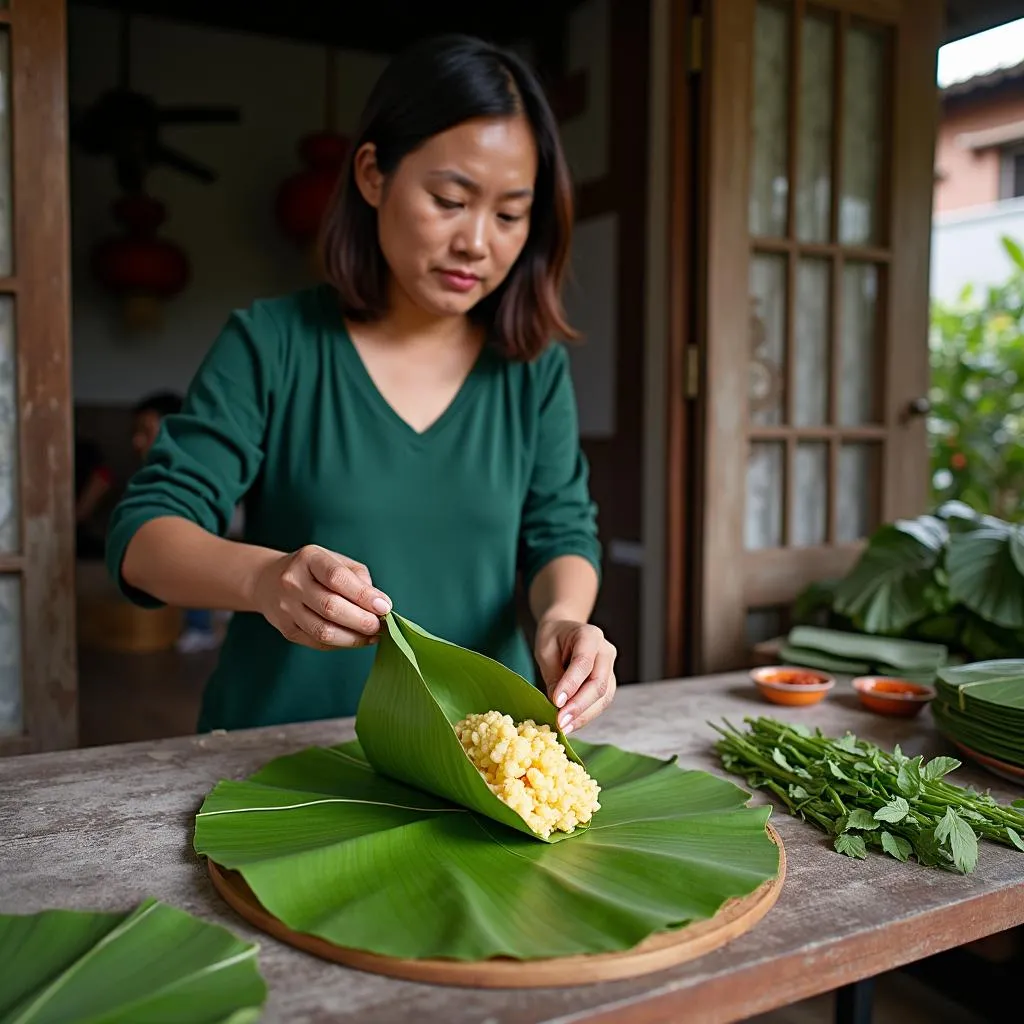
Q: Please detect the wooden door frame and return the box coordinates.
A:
[559,0,650,684]
[662,0,699,679]
[0,0,77,755]
[666,0,942,675]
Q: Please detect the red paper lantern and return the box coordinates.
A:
[275,131,348,247]
[93,192,190,329]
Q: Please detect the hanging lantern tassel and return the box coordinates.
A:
[92,192,190,331]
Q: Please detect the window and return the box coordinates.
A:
[999,144,1024,200]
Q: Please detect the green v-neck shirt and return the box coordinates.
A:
[105,284,601,732]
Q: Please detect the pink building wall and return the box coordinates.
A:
[935,93,1024,213]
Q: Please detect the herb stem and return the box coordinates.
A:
[711,715,1024,873]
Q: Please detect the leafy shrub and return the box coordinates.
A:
[794,502,1024,661]
[928,236,1024,522]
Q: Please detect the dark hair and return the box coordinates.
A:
[133,390,183,418]
[320,34,577,362]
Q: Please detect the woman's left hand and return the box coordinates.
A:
[533,618,617,735]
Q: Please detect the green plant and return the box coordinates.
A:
[794,502,1024,661]
[713,717,1024,874]
[929,236,1024,522]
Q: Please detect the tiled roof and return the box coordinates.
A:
[942,59,1024,99]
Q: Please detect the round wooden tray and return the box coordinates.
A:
[207,822,785,989]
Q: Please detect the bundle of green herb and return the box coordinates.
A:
[712,716,1024,874]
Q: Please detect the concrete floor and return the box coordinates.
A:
[77,642,1007,1024]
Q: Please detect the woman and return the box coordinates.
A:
[105,34,616,735]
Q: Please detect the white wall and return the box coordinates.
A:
[930,197,1024,304]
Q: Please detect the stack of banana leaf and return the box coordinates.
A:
[932,660,1024,774]
[778,625,951,684]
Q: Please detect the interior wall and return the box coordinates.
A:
[68,7,389,404]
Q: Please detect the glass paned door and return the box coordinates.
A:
[698,0,941,671]
[744,2,888,564]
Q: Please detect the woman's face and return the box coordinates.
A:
[356,115,538,318]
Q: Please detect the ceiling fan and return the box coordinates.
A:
[71,6,241,192]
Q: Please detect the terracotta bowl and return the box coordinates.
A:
[750,666,835,707]
[852,676,935,718]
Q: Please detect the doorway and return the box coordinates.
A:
[64,0,655,746]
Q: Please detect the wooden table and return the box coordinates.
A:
[2,673,1023,1023]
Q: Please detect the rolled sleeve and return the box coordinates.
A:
[518,345,602,590]
[105,306,278,606]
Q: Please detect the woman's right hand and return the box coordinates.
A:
[251,544,392,650]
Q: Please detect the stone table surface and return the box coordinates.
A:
[2,673,1024,1024]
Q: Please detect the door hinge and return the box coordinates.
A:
[684,344,700,399]
[690,15,703,74]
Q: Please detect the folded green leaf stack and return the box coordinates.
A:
[933,660,1024,770]
[194,612,781,963]
[779,625,949,684]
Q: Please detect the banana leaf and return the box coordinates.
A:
[831,519,947,634]
[193,738,779,961]
[777,643,872,676]
[931,701,1024,769]
[933,660,1024,768]
[778,642,938,685]
[946,525,1024,631]
[785,626,948,673]
[936,660,1024,717]
[0,898,266,1024]
[354,612,586,842]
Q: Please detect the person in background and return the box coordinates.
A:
[131,390,223,653]
[131,391,185,461]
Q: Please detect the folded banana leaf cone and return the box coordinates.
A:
[933,660,1024,770]
[194,613,781,963]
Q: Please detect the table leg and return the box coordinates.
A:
[835,978,875,1024]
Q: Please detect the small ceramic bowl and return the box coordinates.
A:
[750,666,835,707]
[852,676,935,718]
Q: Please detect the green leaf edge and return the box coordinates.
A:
[0,897,267,1024]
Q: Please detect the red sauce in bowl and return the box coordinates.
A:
[759,668,828,686]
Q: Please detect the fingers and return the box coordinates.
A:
[534,632,566,693]
[307,548,392,616]
[282,605,380,650]
[549,631,603,709]
[306,581,382,637]
[558,649,616,735]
